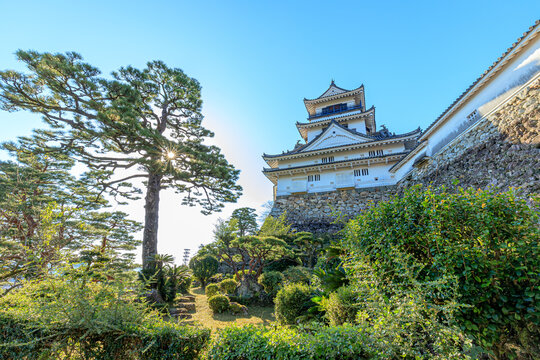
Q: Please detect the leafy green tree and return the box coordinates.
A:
[231,207,258,237]
[293,231,324,268]
[189,254,219,288]
[0,51,242,269]
[0,135,140,293]
[258,212,291,237]
[227,235,292,280]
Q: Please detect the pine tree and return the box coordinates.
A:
[0,51,242,269]
[0,135,141,292]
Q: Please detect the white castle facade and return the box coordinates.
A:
[262,82,421,197]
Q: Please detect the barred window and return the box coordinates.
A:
[321,156,334,163]
[308,174,320,182]
[354,169,369,177]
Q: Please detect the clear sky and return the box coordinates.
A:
[1,1,539,264]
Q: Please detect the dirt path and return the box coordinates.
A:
[184,287,275,331]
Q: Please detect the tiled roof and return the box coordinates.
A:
[304,83,364,102]
[262,120,421,159]
[420,20,540,140]
[297,106,374,126]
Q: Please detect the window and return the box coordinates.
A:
[308,174,320,182]
[368,150,383,157]
[321,156,334,163]
[354,169,369,177]
[321,103,347,115]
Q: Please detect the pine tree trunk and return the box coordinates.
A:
[142,172,162,269]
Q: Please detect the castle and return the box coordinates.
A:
[263,21,540,233]
[262,82,421,196]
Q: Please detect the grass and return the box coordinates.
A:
[184,287,275,331]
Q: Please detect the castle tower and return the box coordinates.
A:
[262,82,421,198]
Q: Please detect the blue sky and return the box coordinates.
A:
[1,1,539,263]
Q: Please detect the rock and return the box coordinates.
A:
[230,302,249,316]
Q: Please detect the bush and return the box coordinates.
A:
[219,278,238,294]
[189,255,219,288]
[321,286,360,326]
[208,294,230,314]
[0,277,210,359]
[258,271,284,298]
[176,273,193,294]
[205,283,220,297]
[342,186,540,358]
[205,324,376,360]
[283,266,311,284]
[274,283,314,325]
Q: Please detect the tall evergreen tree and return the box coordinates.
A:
[0,135,141,292]
[231,207,258,237]
[0,51,242,268]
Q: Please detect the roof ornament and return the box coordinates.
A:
[378,124,392,138]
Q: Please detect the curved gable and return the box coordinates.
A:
[301,122,370,152]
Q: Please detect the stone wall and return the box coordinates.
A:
[269,186,396,233]
[270,78,540,233]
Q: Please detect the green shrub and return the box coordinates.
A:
[274,283,314,325]
[0,277,210,359]
[283,266,311,284]
[205,324,375,360]
[205,283,220,297]
[342,186,540,358]
[321,286,360,326]
[219,278,238,294]
[208,294,230,314]
[176,273,193,294]
[258,271,284,298]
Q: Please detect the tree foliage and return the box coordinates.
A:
[189,254,219,288]
[231,207,258,237]
[0,135,140,292]
[0,51,241,268]
[342,185,540,358]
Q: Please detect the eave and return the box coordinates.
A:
[262,152,409,183]
[303,85,365,115]
[262,128,421,167]
[296,106,375,140]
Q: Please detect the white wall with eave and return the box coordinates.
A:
[393,32,540,181]
[425,35,540,158]
[275,161,397,196]
[276,142,406,169]
[306,117,368,142]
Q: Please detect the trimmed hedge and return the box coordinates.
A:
[283,266,311,284]
[321,286,360,326]
[219,279,238,294]
[258,271,284,298]
[208,294,230,314]
[205,324,375,360]
[205,283,220,297]
[274,283,314,325]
